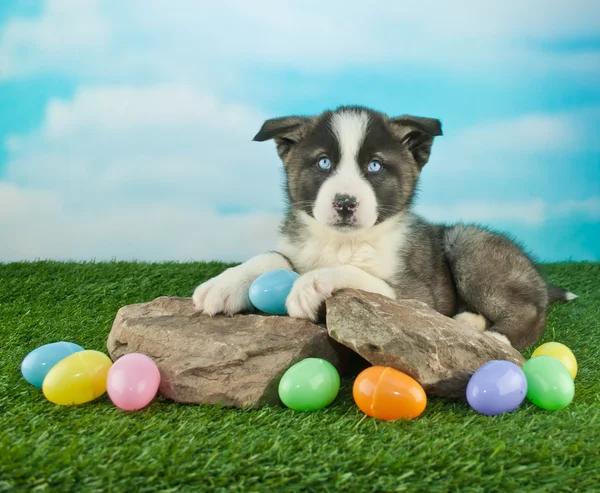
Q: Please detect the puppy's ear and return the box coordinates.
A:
[389,115,443,168]
[253,116,313,159]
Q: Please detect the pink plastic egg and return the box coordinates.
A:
[106,353,161,411]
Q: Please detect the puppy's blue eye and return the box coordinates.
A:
[317,157,331,170]
[368,160,382,173]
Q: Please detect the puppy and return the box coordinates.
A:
[192,106,576,350]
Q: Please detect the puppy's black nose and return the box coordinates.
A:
[333,194,358,217]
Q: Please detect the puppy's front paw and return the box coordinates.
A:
[286,270,335,322]
[192,265,256,317]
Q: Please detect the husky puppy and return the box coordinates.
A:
[192,106,576,350]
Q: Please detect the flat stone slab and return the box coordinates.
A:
[106,296,352,408]
[325,289,525,399]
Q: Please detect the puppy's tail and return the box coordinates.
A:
[548,283,578,304]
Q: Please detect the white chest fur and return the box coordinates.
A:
[277,213,410,281]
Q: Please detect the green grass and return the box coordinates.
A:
[1,261,599,493]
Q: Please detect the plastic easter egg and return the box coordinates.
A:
[21,341,85,388]
[106,353,161,411]
[278,358,340,411]
[353,366,427,421]
[522,356,575,410]
[249,269,300,315]
[42,350,113,405]
[531,342,577,380]
[466,360,528,415]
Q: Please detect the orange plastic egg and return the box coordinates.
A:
[353,366,427,421]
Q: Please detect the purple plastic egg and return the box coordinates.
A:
[466,360,528,415]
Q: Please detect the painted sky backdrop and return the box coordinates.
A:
[1,0,599,263]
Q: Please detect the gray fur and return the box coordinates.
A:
[252,105,577,350]
[442,223,550,349]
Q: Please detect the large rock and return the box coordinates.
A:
[106,296,353,408]
[325,289,526,399]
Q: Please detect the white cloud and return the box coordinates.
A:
[3,84,284,211]
[415,197,600,227]
[0,0,110,78]
[554,197,600,221]
[426,107,600,180]
[415,199,548,226]
[449,114,578,152]
[0,182,281,262]
[0,83,288,262]
[40,85,259,138]
[1,0,599,81]
[0,182,61,221]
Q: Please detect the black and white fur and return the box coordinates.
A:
[192,106,577,350]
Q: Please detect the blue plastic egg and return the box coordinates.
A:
[466,360,528,415]
[21,341,85,388]
[249,269,300,315]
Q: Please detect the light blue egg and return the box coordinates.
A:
[249,269,300,315]
[21,341,85,388]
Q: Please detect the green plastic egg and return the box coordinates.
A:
[522,356,575,410]
[278,358,340,411]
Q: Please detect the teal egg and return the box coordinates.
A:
[21,341,85,388]
[278,358,340,411]
[249,269,300,315]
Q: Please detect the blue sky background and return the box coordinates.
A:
[0,0,598,263]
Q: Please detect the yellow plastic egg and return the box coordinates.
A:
[531,342,577,380]
[42,350,113,405]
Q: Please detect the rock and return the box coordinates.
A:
[106,296,353,408]
[325,289,526,399]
